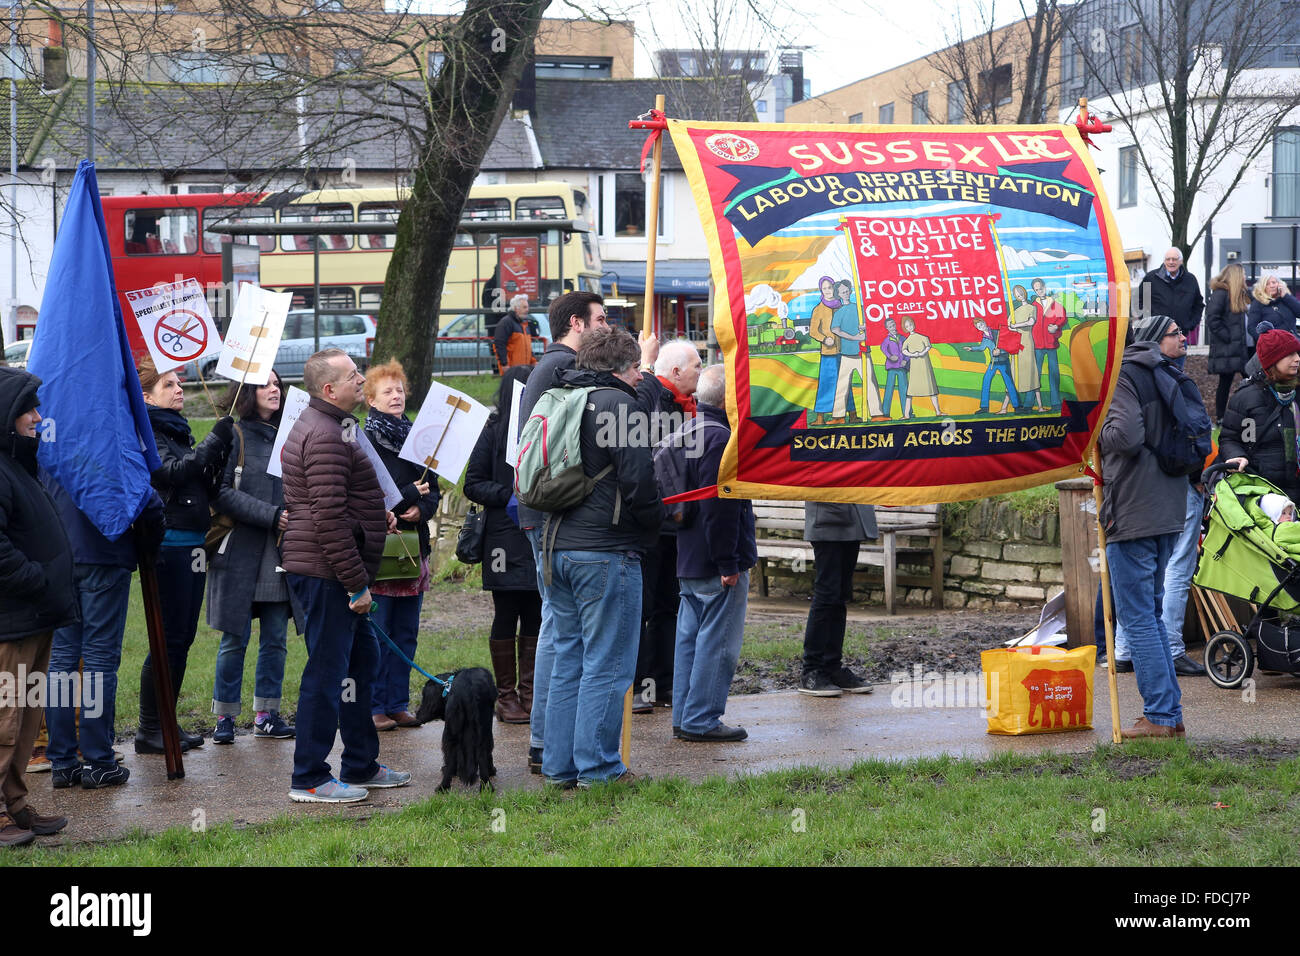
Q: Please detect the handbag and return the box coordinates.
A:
[456,506,487,564]
[376,531,422,581]
[205,424,244,556]
[980,645,1095,735]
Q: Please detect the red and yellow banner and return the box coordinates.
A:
[668,121,1128,504]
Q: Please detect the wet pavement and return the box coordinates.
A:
[28,661,1300,845]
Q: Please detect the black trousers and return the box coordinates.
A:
[635,535,679,701]
[1215,373,1237,422]
[490,589,542,641]
[140,545,207,728]
[802,540,859,673]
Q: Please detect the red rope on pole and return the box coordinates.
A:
[630,108,668,174]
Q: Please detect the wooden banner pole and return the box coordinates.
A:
[135,536,185,777]
[1091,449,1122,744]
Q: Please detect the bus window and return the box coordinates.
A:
[280,204,354,252]
[359,286,384,311]
[463,197,511,221]
[581,231,599,272]
[203,206,275,254]
[516,195,566,220]
[124,208,198,256]
[282,287,357,310]
[358,202,402,249]
[573,190,589,221]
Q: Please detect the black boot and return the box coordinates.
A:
[134,661,167,754]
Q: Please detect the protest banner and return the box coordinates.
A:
[398,381,490,483]
[215,285,291,386]
[124,278,222,375]
[665,120,1128,505]
[266,386,311,479]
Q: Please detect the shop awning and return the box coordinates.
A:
[605,259,711,295]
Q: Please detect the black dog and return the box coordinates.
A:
[415,667,497,792]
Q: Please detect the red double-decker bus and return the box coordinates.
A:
[101,192,263,357]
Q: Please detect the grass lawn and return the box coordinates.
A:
[8,743,1299,865]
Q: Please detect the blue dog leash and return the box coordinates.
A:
[365,612,454,698]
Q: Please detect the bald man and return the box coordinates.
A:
[1138,247,1204,341]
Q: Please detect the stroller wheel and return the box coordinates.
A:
[1204,630,1255,690]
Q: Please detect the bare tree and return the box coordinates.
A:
[1066,0,1300,260]
[912,0,1064,125]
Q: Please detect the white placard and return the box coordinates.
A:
[125,278,223,374]
[214,285,291,386]
[505,378,525,470]
[266,386,311,478]
[398,381,491,483]
[354,429,404,511]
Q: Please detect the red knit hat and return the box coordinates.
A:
[1256,329,1300,374]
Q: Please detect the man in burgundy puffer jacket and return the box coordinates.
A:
[281,348,408,803]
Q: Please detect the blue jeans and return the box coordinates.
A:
[1159,482,1202,659]
[47,565,132,771]
[542,549,642,784]
[526,527,556,751]
[212,601,291,715]
[673,573,748,735]
[883,368,908,416]
[286,574,381,790]
[814,354,839,413]
[980,356,1020,410]
[370,592,424,715]
[1107,534,1183,727]
[1036,348,1061,409]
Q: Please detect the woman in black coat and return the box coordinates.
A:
[362,360,441,731]
[1246,273,1300,343]
[1219,329,1300,503]
[464,366,539,724]
[1205,263,1251,421]
[207,369,302,744]
[137,356,233,754]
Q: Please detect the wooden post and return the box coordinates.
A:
[1055,477,1099,649]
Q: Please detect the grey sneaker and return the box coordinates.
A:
[829,666,873,694]
[342,765,411,789]
[797,671,843,697]
[289,778,369,803]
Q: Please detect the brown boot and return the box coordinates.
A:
[0,812,34,848]
[1120,717,1176,740]
[490,639,529,724]
[517,634,538,716]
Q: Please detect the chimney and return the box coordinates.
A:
[44,19,67,91]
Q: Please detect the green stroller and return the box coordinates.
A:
[1193,466,1300,688]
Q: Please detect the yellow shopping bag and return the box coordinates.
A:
[980,645,1096,735]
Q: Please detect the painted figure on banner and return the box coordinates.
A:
[1032,279,1068,412]
[964,319,1020,414]
[830,280,869,423]
[881,317,911,419]
[808,276,842,426]
[901,317,940,418]
[1008,284,1042,409]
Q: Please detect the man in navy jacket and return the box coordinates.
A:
[672,364,755,742]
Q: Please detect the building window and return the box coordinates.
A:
[1118,146,1138,208]
[334,48,364,73]
[534,57,612,78]
[878,102,894,124]
[598,172,666,240]
[947,80,966,122]
[427,51,446,77]
[1274,128,1300,218]
[848,112,862,124]
[977,63,1013,108]
[756,100,768,113]
[912,91,929,124]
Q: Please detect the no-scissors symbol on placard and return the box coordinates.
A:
[154,309,209,360]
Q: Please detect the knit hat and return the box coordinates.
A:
[1260,493,1295,524]
[1255,329,1300,374]
[1131,313,1174,344]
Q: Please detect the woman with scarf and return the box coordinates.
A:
[137,356,233,753]
[207,369,301,744]
[1246,274,1300,344]
[464,366,539,723]
[807,276,844,426]
[1220,328,1300,504]
[363,360,441,731]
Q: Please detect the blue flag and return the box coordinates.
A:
[27,161,162,540]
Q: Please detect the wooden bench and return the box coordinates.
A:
[752,500,944,614]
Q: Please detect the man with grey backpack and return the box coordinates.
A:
[515,327,663,786]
